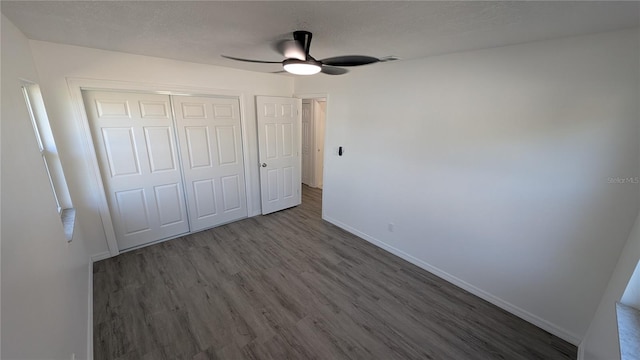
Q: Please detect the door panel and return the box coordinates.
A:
[221,175,242,211]
[102,127,140,177]
[267,169,278,201]
[154,183,185,226]
[265,124,278,159]
[185,127,212,168]
[256,96,301,215]
[84,91,189,250]
[213,103,234,117]
[181,102,207,118]
[281,123,294,156]
[283,166,294,198]
[144,127,177,172]
[96,99,131,117]
[115,188,150,235]
[174,95,248,231]
[193,179,217,218]
[140,101,169,118]
[216,126,238,165]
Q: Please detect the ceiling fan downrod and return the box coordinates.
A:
[293,30,313,58]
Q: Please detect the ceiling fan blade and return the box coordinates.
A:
[275,40,306,61]
[320,55,379,67]
[221,55,281,64]
[321,66,349,75]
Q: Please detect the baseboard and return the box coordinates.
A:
[90,251,111,263]
[323,215,582,346]
[577,340,585,360]
[87,252,110,359]
[87,251,110,359]
[87,260,94,360]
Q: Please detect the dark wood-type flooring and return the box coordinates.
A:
[94,185,577,360]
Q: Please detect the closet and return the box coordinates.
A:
[82,90,247,250]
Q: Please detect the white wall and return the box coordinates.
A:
[580,213,640,359]
[28,41,294,257]
[295,29,640,343]
[1,15,91,359]
[579,27,640,360]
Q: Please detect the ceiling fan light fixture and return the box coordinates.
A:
[283,58,321,75]
[223,31,381,76]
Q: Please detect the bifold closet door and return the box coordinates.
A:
[83,91,189,250]
[173,95,248,232]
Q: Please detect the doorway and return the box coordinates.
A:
[300,97,326,189]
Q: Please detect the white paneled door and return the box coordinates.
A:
[83,91,189,250]
[256,96,302,215]
[173,96,248,232]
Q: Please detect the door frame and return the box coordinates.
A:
[68,78,253,256]
[294,93,329,214]
[301,99,315,187]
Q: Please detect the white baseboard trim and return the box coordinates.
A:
[87,260,94,360]
[90,251,111,263]
[577,341,585,360]
[88,251,109,359]
[323,215,582,346]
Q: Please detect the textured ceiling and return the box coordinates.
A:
[2,1,639,74]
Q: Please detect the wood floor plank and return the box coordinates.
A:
[94,185,577,359]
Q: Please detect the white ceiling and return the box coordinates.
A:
[2,1,639,74]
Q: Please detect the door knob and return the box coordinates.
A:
[261,163,267,167]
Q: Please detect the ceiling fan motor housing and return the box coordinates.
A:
[293,30,313,58]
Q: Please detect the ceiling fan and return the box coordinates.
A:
[222,30,395,76]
